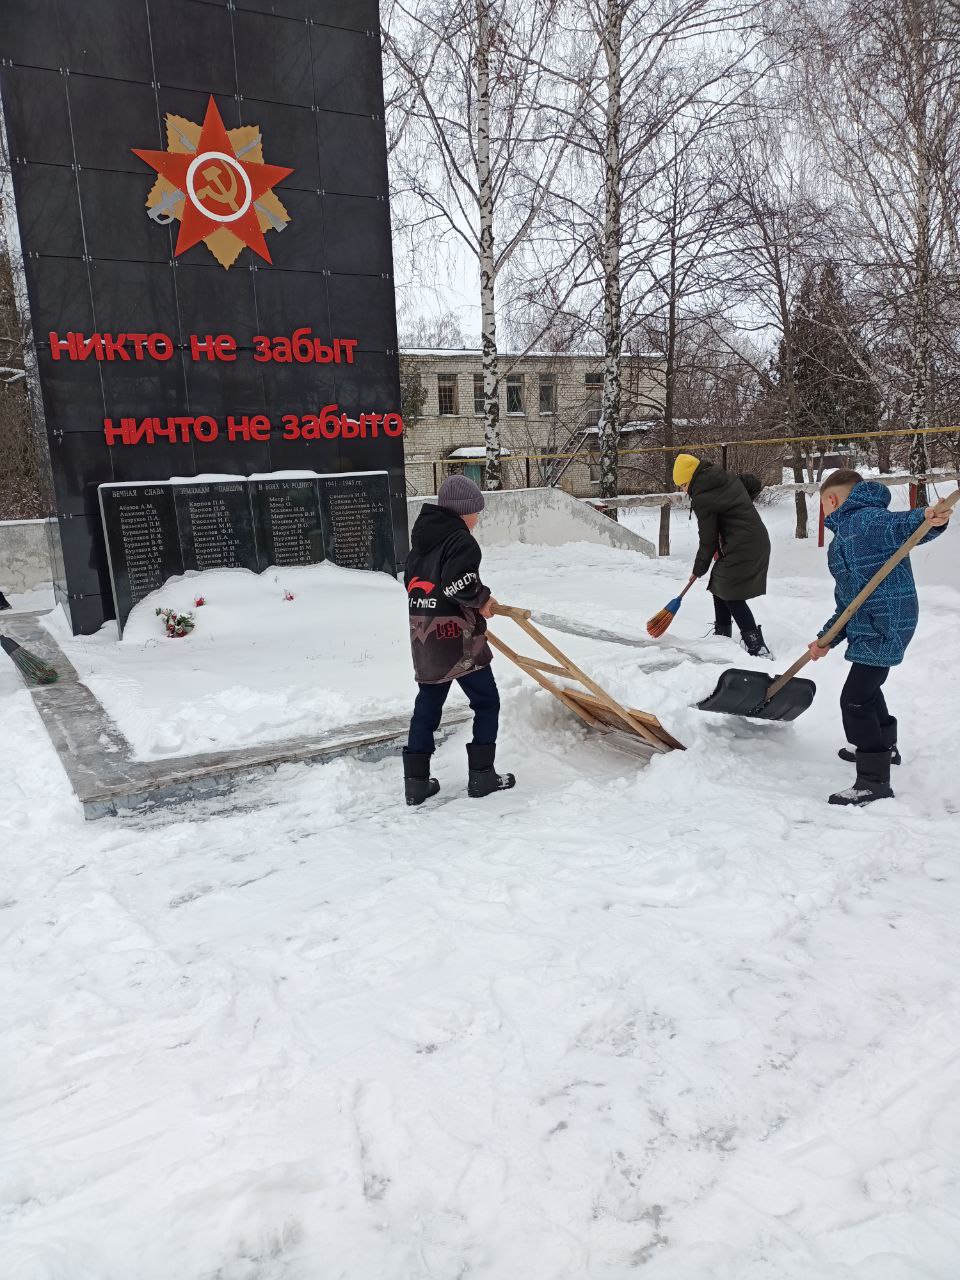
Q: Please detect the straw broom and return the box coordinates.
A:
[1,634,59,685]
[646,577,698,638]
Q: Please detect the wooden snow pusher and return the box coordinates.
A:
[488,603,684,756]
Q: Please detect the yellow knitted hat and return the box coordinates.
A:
[672,453,700,488]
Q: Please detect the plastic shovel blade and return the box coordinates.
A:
[697,668,817,721]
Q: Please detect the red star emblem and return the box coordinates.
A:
[133,96,293,265]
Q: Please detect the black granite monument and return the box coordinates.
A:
[100,470,396,633]
[0,0,407,634]
[174,480,259,576]
[99,484,184,631]
[252,477,323,572]
[318,472,395,574]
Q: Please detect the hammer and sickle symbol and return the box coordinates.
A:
[185,150,254,223]
[196,161,240,211]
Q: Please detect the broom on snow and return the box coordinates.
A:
[0,634,59,685]
[646,576,698,639]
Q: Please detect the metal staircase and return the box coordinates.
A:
[544,410,597,487]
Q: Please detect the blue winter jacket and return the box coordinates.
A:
[819,481,944,667]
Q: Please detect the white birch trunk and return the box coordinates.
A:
[598,0,624,507]
[778,278,807,539]
[907,39,932,509]
[660,241,678,557]
[476,0,501,491]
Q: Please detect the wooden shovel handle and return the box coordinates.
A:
[490,602,532,621]
[765,488,959,702]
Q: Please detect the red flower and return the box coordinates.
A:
[284,590,295,601]
[194,596,206,607]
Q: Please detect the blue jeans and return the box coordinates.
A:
[407,664,500,755]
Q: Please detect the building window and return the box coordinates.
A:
[437,374,458,416]
[473,373,485,415]
[463,462,483,486]
[585,372,602,426]
[506,374,524,415]
[539,374,556,414]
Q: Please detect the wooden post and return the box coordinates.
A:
[818,499,825,548]
[525,455,531,489]
[432,461,439,494]
[721,442,728,471]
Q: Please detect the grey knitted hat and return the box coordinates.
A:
[437,474,485,515]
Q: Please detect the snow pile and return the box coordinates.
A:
[44,563,415,760]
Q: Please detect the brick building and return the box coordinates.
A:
[400,349,667,497]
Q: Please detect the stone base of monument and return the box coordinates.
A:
[7,613,467,821]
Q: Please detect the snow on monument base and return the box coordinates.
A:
[408,487,656,556]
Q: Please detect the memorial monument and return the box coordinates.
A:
[0,0,406,634]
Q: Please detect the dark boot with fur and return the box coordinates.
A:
[828,750,894,806]
[467,743,515,798]
[741,626,772,658]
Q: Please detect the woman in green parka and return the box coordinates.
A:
[673,453,772,657]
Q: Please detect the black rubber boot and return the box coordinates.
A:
[741,626,771,658]
[882,717,900,760]
[467,742,516,798]
[840,718,900,766]
[713,621,732,638]
[839,743,901,766]
[828,750,894,806]
[403,751,440,807]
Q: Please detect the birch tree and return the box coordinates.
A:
[785,0,960,505]
[714,127,827,536]
[532,0,768,507]
[597,0,626,501]
[384,0,581,489]
[640,123,743,552]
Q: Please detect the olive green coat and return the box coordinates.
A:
[688,462,770,601]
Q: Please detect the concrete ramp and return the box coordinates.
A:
[408,488,655,556]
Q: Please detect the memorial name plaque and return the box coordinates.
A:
[252,480,323,571]
[319,473,396,576]
[174,483,259,576]
[99,486,184,634]
[99,470,398,633]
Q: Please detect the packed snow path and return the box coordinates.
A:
[3,494,960,1278]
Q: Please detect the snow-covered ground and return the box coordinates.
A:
[3,584,55,614]
[43,564,413,760]
[3,487,960,1278]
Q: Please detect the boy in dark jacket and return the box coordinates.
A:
[403,474,516,806]
[808,470,951,806]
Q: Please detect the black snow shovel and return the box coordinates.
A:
[698,487,959,722]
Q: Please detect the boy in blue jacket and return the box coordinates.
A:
[808,470,951,806]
